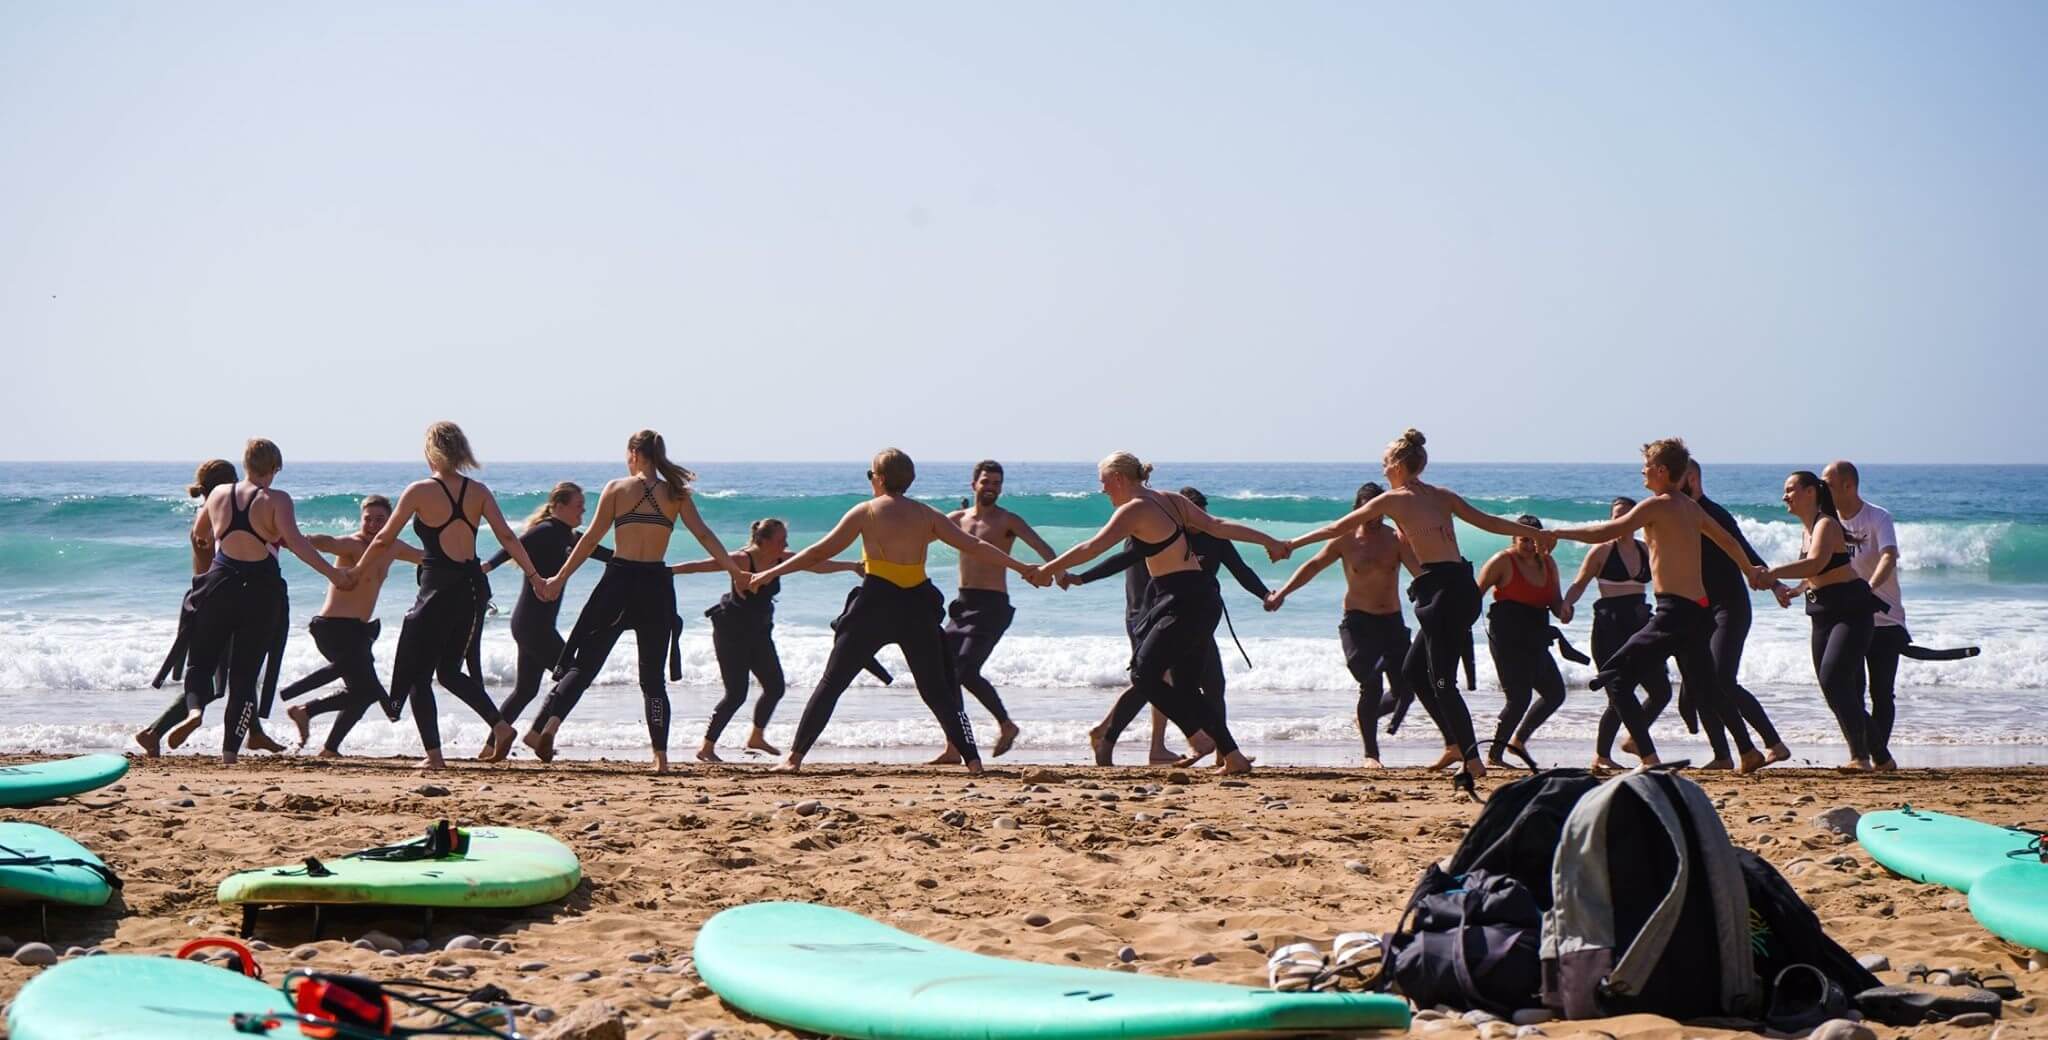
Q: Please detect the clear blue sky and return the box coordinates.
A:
[3,2,2042,463]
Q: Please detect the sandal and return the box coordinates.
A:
[1310,931,1383,990]
[1266,942,1326,993]
[1766,964,1849,1032]
[1855,984,2002,1026]
[1905,965,2021,998]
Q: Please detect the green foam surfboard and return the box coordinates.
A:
[1969,860,2048,952]
[694,902,1412,1039]
[0,754,129,807]
[217,826,580,909]
[6,954,295,1040]
[0,821,116,907]
[1856,807,2037,892]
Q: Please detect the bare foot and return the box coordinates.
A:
[1147,746,1184,765]
[1463,756,1488,780]
[165,711,204,750]
[1089,725,1115,767]
[771,756,803,774]
[992,722,1020,758]
[1189,732,1217,757]
[1218,751,1253,775]
[696,745,725,764]
[417,750,448,771]
[1640,754,1662,767]
[928,745,964,766]
[1175,749,1214,768]
[1765,743,1793,764]
[522,724,557,764]
[1590,756,1623,771]
[744,731,781,757]
[1736,749,1768,774]
[1427,747,1460,771]
[286,705,312,748]
[1873,756,1898,772]
[1836,758,1873,773]
[962,759,985,776]
[315,747,341,760]
[1620,735,1639,757]
[1698,757,1734,771]
[651,753,670,774]
[481,723,517,763]
[244,726,288,754]
[1360,757,1384,770]
[134,728,161,759]
[474,740,496,761]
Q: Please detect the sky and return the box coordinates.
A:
[2,1,2043,463]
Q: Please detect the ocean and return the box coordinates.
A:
[3,461,2045,767]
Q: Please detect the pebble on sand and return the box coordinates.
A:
[413,784,450,797]
[1191,952,1218,965]
[1117,946,1138,963]
[12,942,56,966]
[1809,1019,1877,1040]
[445,935,482,951]
[536,1000,625,1040]
[1024,913,1051,927]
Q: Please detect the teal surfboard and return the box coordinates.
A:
[7,954,295,1039]
[1969,860,2048,951]
[0,822,116,907]
[694,902,1412,1039]
[0,754,128,807]
[1856,808,2038,892]
[217,826,580,910]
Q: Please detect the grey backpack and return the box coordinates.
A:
[1540,770,1758,1020]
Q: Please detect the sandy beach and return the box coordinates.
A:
[0,756,2041,1039]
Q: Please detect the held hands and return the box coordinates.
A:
[744,569,775,594]
[1263,590,1285,612]
[1020,564,1054,589]
[1056,573,1077,590]
[331,566,359,592]
[1556,602,1575,625]
[1265,536,1293,563]
[533,572,561,602]
[1745,564,1773,591]
[1771,582,1795,609]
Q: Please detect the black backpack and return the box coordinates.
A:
[1738,849,1880,1000]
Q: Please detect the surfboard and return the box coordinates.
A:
[1969,860,2048,952]
[216,826,580,910]
[1856,807,2038,892]
[0,754,129,807]
[693,902,1412,1039]
[0,822,117,907]
[6,954,295,1040]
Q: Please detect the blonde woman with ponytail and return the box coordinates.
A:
[672,517,866,762]
[480,482,611,729]
[353,421,551,770]
[525,430,747,773]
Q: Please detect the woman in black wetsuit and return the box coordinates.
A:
[142,439,351,764]
[1038,453,1283,773]
[673,517,866,763]
[1474,515,1581,767]
[479,482,610,730]
[1561,497,1673,770]
[525,430,748,774]
[351,422,552,771]
[1760,470,1883,771]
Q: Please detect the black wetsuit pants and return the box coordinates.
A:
[1698,594,1782,761]
[790,576,979,761]
[293,617,390,754]
[1863,625,1909,765]
[1486,601,1568,753]
[1592,594,1731,759]
[945,589,1016,726]
[1400,561,1483,760]
[1591,597,1670,760]
[1808,582,1878,762]
[163,556,284,755]
[705,615,786,743]
[1340,610,1409,760]
[535,559,678,754]
[497,597,567,726]
[1099,572,1241,757]
[390,559,502,752]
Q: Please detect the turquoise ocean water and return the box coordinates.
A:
[3,461,2044,766]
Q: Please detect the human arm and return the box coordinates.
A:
[544,489,616,594]
[267,491,349,587]
[1449,493,1558,545]
[1866,510,1900,590]
[1009,515,1059,562]
[1064,540,1141,587]
[1266,542,1342,611]
[1038,503,1148,577]
[669,555,736,576]
[803,557,865,575]
[478,486,550,598]
[188,509,214,575]
[1397,532,1423,578]
[1561,542,1610,610]
[1285,495,1388,552]
[930,506,1037,578]
[753,506,865,587]
[1181,498,1287,560]
[674,492,745,584]
[1545,555,1570,622]
[1475,551,1511,596]
[1213,537,1272,600]
[1764,519,1844,581]
[1546,501,1650,545]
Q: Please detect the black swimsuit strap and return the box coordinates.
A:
[431,476,475,532]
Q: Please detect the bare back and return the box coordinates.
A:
[859,495,947,565]
[204,482,280,563]
[407,475,484,563]
[1337,524,1407,614]
[604,476,683,562]
[1121,489,1202,579]
[1375,482,1462,563]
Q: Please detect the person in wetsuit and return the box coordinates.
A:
[932,460,1057,763]
[747,448,1043,775]
[278,494,424,756]
[1561,496,1674,770]
[1821,460,1980,770]
[350,422,551,771]
[140,439,353,764]
[1285,429,1558,780]
[478,482,611,729]
[1545,438,1789,773]
[142,458,296,756]
[525,430,748,774]
[1475,515,1577,767]
[1037,453,1281,774]
[1681,461,1793,770]
[1759,470,1885,771]
[673,516,866,763]
[1264,481,1420,767]
[1061,485,1273,764]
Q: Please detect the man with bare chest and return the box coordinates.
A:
[935,460,1056,760]
[1266,482,1420,766]
[278,495,424,756]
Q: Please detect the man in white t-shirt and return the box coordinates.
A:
[1824,460,1907,770]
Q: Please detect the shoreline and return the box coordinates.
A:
[0,756,2042,1038]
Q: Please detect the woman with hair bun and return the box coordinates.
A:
[523,430,748,773]
[672,516,867,762]
[1286,429,1556,780]
[352,421,551,770]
